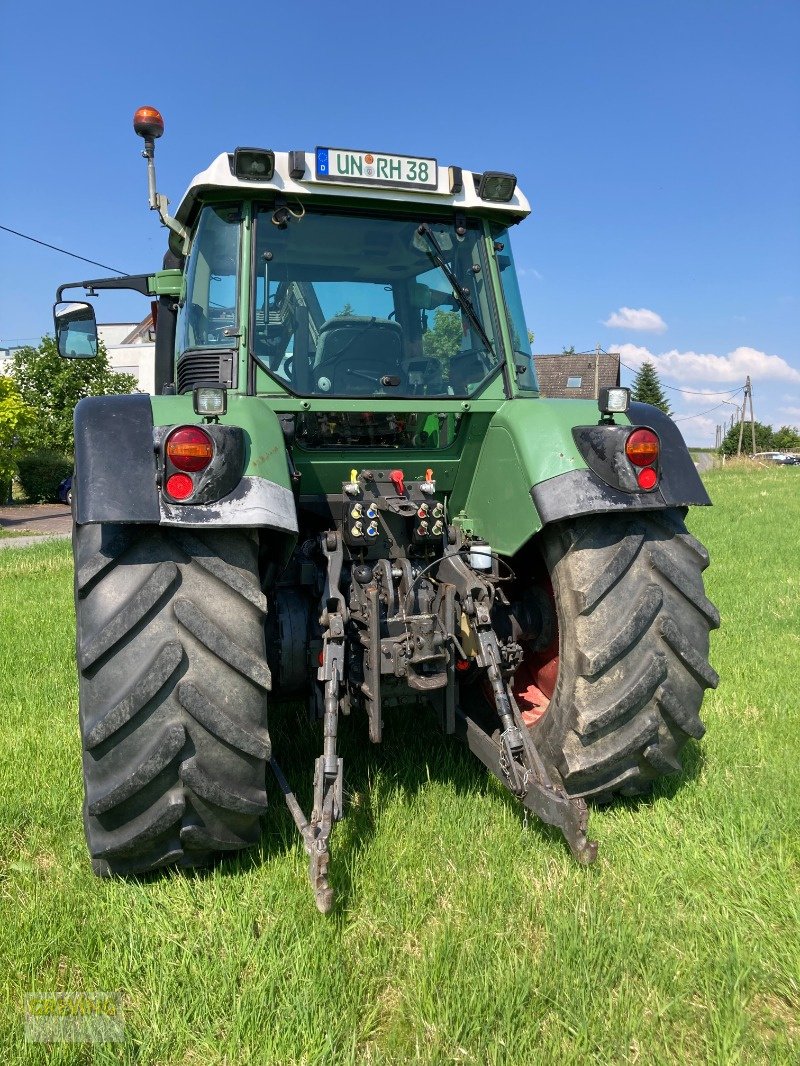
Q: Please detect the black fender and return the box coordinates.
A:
[73,394,299,537]
[531,403,711,526]
[74,395,161,524]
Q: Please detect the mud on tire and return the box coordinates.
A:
[533,509,719,803]
[74,524,270,876]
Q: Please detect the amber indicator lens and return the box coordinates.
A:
[625,428,659,467]
[133,106,164,139]
[165,473,193,499]
[165,426,213,472]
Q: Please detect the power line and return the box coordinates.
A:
[620,360,745,398]
[673,401,738,422]
[0,223,127,276]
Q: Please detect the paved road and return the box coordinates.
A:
[0,504,72,549]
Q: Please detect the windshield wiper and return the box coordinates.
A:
[416,224,496,360]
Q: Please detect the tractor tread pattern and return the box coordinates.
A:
[76,525,270,877]
[573,525,645,612]
[88,723,186,815]
[173,597,271,691]
[660,617,720,689]
[537,509,718,800]
[576,652,667,736]
[76,528,142,596]
[649,543,720,628]
[180,756,268,815]
[78,561,178,670]
[85,641,183,749]
[579,584,663,677]
[178,680,271,759]
[90,791,186,858]
[171,530,268,615]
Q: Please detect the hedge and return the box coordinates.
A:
[16,450,73,503]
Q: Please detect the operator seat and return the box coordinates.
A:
[312,315,402,395]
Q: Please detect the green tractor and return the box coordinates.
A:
[54,107,719,911]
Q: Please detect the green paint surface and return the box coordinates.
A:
[150,394,293,490]
[149,391,634,544]
[461,398,633,553]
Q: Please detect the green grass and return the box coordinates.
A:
[1,468,798,1064]
[0,528,47,539]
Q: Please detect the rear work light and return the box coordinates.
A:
[625,428,660,468]
[233,147,275,181]
[476,171,517,202]
[165,426,214,472]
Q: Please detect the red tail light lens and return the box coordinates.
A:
[165,473,194,499]
[625,429,659,467]
[637,467,658,490]
[165,426,213,472]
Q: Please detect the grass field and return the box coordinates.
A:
[0,528,46,539]
[0,466,798,1064]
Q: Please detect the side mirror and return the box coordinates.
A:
[54,301,98,358]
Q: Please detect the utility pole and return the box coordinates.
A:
[594,343,601,399]
[736,377,756,456]
[748,376,756,455]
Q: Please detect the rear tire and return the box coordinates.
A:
[74,524,270,876]
[533,509,719,802]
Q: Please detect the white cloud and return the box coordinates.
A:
[778,406,800,419]
[614,343,800,384]
[603,307,667,332]
[672,414,717,447]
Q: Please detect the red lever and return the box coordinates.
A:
[389,469,405,496]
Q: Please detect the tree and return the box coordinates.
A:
[772,425,800,452]
[562,346,576,356]
[422,310,463,362]
[0,376,33,498]
[9,337,137,454]
[630,361,672,415]
[719,420,775,457]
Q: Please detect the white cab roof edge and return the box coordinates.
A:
[174,151,531,224]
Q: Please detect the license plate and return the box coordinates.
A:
[315,147,438,190]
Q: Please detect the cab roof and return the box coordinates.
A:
[175,150,531,225]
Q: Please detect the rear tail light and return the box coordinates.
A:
[625,429,659,467]
[165,426,214,472]
[636,467,658,490]
[165,473,194,499]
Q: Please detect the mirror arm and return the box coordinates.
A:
[56,274,153,302]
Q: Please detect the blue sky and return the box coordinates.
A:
[1,0,798,444]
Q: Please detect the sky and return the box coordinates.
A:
[1,0,798,445]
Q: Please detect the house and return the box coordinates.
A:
[533,353,620,399]
[1,317,156,394]
[99,316,155,394]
